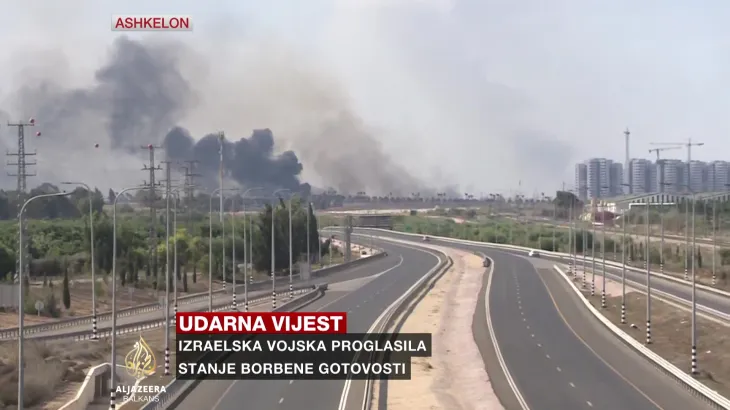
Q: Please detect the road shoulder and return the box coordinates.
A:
[535,260,713,410]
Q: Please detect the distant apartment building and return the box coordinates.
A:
[575,157,727,197]
[655,159,684,193]
[688,160,708,193]
[709,161,730,191]
[609,163,623,196]
[576,158,622,200]
[630,159,652,194]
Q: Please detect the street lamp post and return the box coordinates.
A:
[230,195,238,309]
[208,188,234,311]
[621,203,627,324]
[60,181,97,339]
[172,191,179,316]
[288,194,298,299]
[111,186,145,409]
[271,189,290,309]
[691,193,698,374]
[17,191,71,409]
[240,188,263,312]
[645,197,652,344]
[591,216,596,297]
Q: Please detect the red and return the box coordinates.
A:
[176,312,347,334]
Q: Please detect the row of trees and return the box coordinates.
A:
[1,196,328,291]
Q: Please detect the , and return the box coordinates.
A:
[112,15,193,31]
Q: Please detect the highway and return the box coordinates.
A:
[365,229,730,320]
[11,251,401,340]
[364,230,712,409]
[174,238,442,410]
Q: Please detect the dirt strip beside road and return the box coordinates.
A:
[371,244,503,410]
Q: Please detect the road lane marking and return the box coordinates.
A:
[533,269,665,410]
[570,382,575,388]
[279,398,284,404]
[482,255,531,410]
[556,367,561,372]
[338,244,445,410]
[587,401,593,407]
[211,256,406,410]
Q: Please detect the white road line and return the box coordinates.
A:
[556,367,562,372]
[279,398,284,404]
[587,401,593,407]
[570,382,576,388]
[211,256,406,410]
[546,354,550,359]
[483,255,531,410]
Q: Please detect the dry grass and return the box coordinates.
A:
[581,288,730,399]
[0,275,224,329]
[0,328,178,410]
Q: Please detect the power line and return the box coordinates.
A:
[141,144,162,288]
[7,118,39,284]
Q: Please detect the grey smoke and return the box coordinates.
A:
[1,35,434,195]
[164,126,311,195]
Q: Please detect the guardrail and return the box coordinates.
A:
[357,228,730,299]
[0,249,386,340]
[140,284,329,410]
[31,286,316,343]
[360,248,452,410]
[553,264,730,409]
[58,286,323,410]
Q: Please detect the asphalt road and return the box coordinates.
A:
[174,238,442,410]
[22,252,400,340]
[363,229,730,320]
[359,229,713,409]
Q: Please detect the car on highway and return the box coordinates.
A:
[528,250,541,258]
[422,235,430,242]
[483,258,491,267]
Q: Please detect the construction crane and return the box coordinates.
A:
[648,146,682,160]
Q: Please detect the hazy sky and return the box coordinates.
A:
[0,1,728,196]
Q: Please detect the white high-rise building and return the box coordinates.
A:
[584,158,612,199]
[709,161,730,191]
[630,159,652,194]
[656,159,684,193]
[609,163,623,196]
[688,160,708,192]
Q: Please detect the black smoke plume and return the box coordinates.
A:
[164,127,310,195]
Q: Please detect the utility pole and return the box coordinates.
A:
[141,144,162,288]
[160,160,173,376]
[7,118,38,286]
[183,160,201,234]
[624,128,630,195]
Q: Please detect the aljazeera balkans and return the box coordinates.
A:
[118,335,166,402]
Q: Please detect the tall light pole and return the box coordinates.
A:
[713,197,717,286]
[568,202,574,274]
[645,197,652,344]
[163,164,171,377]
[172,190,179,315]
[601,205,607,309]
[288,193,299,299]
[110,186,145,409]
[230,194,238,309]
[307,201,312,270]
[591,214,596,297]
[621,202,627,324]
[218,132,225,290]
[690,193,698,374]
[208,188,234,311]
[17,191,71,409]
[313,202,321,266]
[60,181,97,339]
[271,189,290,309]
[240,188,263,312]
